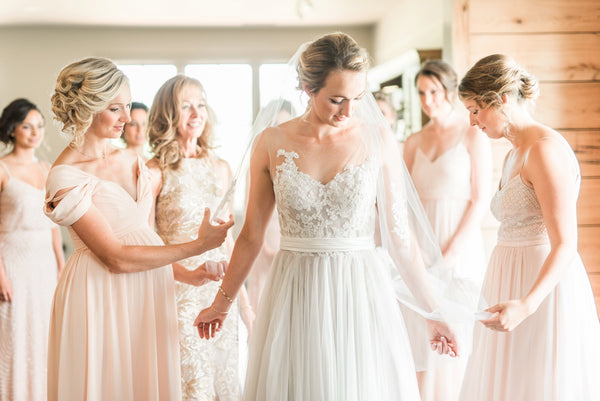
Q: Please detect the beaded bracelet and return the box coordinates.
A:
[218,285,234,304]
[210,305,229,315]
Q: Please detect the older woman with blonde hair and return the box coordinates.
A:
[148,74,253,401]
[44,58,232,401]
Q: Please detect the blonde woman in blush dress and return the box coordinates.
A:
[0,98,65,401]
[44,58,232,401]
[402,60,492,401]
[458,54,600,401]
[147,75,254,401]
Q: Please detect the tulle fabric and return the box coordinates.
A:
[459,171,600,401]
[215,42,481,330]
[407,142,487,401]
[214,38,481,401]
[460,242,600,401]
[244,246,420,401]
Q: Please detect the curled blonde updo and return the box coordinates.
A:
[297,32,370,94]
[51,57,128,147]
[458,54,539,109]
[148,75,215,170]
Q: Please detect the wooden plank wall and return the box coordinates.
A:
[451,0,600,316]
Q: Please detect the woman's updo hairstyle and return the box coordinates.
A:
[0,98,43,145]
[416,60,459,104]
[297,32,370,94]
[458,54,539,109]
[51,57,128,147]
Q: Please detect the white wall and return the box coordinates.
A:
[0,25,373,162]
[373,0,444,64]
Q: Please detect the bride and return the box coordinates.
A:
[194,32,473,400]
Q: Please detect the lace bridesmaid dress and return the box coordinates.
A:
[44,159,181,401]
[459,145,600,401]
[0,161,58,401]
[243,150,421,401]
[155,157,241,401]
[406,142,487,401]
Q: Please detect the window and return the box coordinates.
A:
[259,63,306,116]
[185,63,254,212]
[117,64,177,107]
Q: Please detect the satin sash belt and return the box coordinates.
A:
[280,236,375,252]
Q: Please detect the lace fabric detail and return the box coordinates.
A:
[491,176,548,244]
[155,158,240,401]
[273,149,378,239]
[390,182,410,244]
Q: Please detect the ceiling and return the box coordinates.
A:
[0,0,397,27]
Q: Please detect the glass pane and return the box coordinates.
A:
[117,64,178,108]
[259,63,306,116]
[185,64,253,213]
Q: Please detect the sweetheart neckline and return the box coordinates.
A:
[275,150,372,187]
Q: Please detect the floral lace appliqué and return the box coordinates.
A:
[273,149,378,239]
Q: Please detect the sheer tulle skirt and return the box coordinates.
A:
[244,247,421,401]
[407,198,486,401]
[459,242,600,401]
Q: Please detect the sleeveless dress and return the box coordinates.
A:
[458,146,600,401]
[243,149,421,401]
[155,157,241,401]
[0,161,58,401]
[407,143,487,401]
[44,159,181,401]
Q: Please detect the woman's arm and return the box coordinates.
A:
[51,226,66,277]
[0,257,12,302]
[195,131,276,338]
[482,135,578,331]
[146,158,162,230]
[213,155,256,330]
[0,169,12,302]
[402,130,420,172]
[442,127,492,265]
[71,204,232,274]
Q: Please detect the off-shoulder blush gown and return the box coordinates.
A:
[44,159,181,401]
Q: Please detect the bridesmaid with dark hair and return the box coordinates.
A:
[0,98,65,400]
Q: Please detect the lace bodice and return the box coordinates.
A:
[273,150,378,239]
[155,158,225,256]
[491,176,548,244]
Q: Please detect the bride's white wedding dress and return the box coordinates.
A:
[243,149,421,401]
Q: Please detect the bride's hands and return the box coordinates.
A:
[194,304,228,339]
[196,208,234,253]
[426,319,460,357]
